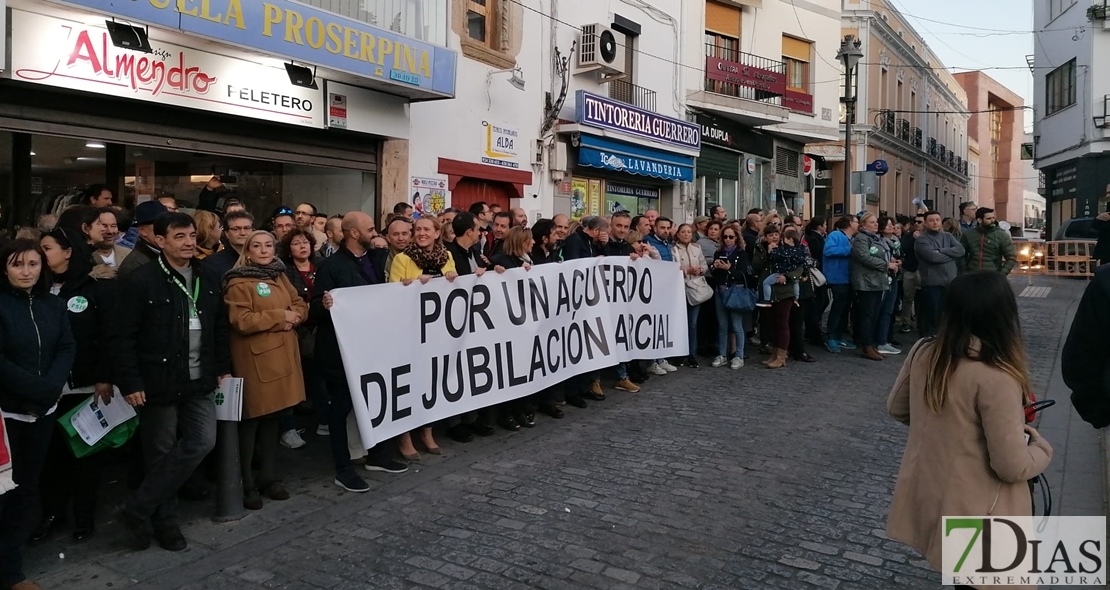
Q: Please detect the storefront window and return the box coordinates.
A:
[720,179,738,219]
[21,133,375,229]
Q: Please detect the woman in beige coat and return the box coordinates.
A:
[224,230,308,510]
[886,270,1052,590]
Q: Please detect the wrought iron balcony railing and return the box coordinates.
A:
[606,79,658,112]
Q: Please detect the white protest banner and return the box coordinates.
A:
[331,257,688,448]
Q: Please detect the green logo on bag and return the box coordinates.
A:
[256,283,271,297]
[67,296,88,313]
[214,392,225,406]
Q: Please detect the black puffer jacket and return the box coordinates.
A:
[1063,264,1110,428]
[0,284,76,417]
[58,263,119,389]
[113,255,230,403]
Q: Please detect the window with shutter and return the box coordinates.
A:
[705,2,741,38]
[775,147,800,176]
[781,36,811,92]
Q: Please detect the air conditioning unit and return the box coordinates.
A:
[576,24,626,78]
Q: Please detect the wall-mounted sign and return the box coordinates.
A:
[783,89,815,114]
[746,159,756,174]
[696,115,773,158]
[328,93,348,129]
[576,134,695,182]
[12,11,323,127]
[803,155,814,176]
[53,0,457,98]
[705,56,786,96]
[480,121,520,169]
[410,177,448,218]
[575,91,700,152]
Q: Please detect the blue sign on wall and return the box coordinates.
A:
[577,134,695,182]
[575,91,700,152]
[52,0,457,97]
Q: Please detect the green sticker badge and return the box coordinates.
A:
[256,283,272,297]
[868,246,879,255]
[67,296,89,313]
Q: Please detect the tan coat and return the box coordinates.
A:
[886,340,1052,590]
[225,274,308,420]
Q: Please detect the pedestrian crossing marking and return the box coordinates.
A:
[1018,286,1052,298]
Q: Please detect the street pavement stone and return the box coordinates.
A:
[22,275,1097,590]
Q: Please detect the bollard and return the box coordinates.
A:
[212,420,247,522]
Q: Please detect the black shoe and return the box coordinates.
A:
[686,355,699,368]
[117,507,151,551]
[446,424,474,443]
[72,522,95,543]
[498,415,521,431]
[583,391,606,401]
[469,423,496,437]
[365,458,408,474]
[517,413,536,428]
[243,491,264,511]
[29,515,64,545]
[538,404,564,419]
[177,480,210,502]
[154,526,187,552]
[565,395,588,409]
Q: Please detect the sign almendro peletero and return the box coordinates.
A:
[575,90,700,152]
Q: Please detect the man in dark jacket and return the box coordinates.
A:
[1091,184,1110,265]
[561,215,609,261]
[1063,263,1110,428]
[605,211,635,256]
[203,210,254,280]
[898,213,924,333]
[558,216,610,406]
[117,201,168,278]
[114,213,230,553]
[803,217,828,344]
[441,212,497,442]
[312,212,407,492]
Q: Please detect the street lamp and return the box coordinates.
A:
[837,35,863,214]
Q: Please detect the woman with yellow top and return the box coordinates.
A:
[389,216,458,459]
[192,210,224,259]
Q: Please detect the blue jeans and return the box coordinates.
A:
[125,387,217,530]
[853,290,884,349]
[687,303,702,356]
[826,284,852,342]
[876,284,899,346]
[763,274,799,301]
[917,285,946,338]
[714,294,747,359]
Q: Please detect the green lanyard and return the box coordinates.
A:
[158,257,201,317]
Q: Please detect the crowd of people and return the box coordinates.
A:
[0,180,1022,590]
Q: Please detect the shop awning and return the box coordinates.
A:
[577,135,695,182]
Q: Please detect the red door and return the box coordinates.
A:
[451,179,513,213]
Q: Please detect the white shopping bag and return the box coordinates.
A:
[213,377,244,422]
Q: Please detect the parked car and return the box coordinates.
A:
[1055,217,1099,241]
[1012,237,1045,269]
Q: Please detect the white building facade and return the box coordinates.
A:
[1032,0,1110,236]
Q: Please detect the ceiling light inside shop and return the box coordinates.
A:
[29,152,35,156]
[76,157,103,161]
[86,142,106,149]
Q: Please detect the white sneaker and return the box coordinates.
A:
[316,425,330,436]
[658,360,678,372]
[877,344,902,355]
[730,357,744,370]
[710,356,727,367]
[280,429,306,449]
[648,362,668,376]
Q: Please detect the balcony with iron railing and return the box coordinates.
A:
[938,144,947,162]
[928,137,937,157]
[879,111,895,134]
[606,78,658,112]
[897,119,910,142]
[703,43,787,107]
[912,127,923,148]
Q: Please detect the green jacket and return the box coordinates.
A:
[959,224,1017,275]
[850,231,892,292]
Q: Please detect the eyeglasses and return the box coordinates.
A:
[723,235,737,240]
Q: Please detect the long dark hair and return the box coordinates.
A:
[923,271,1031,411]
[0,239,51,295]
[56,205,102,243]
[43,227,94,282]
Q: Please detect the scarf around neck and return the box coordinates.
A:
[404,243,450,274]
[223,260,286,290]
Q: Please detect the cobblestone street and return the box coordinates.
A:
[24,275,1102,590]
